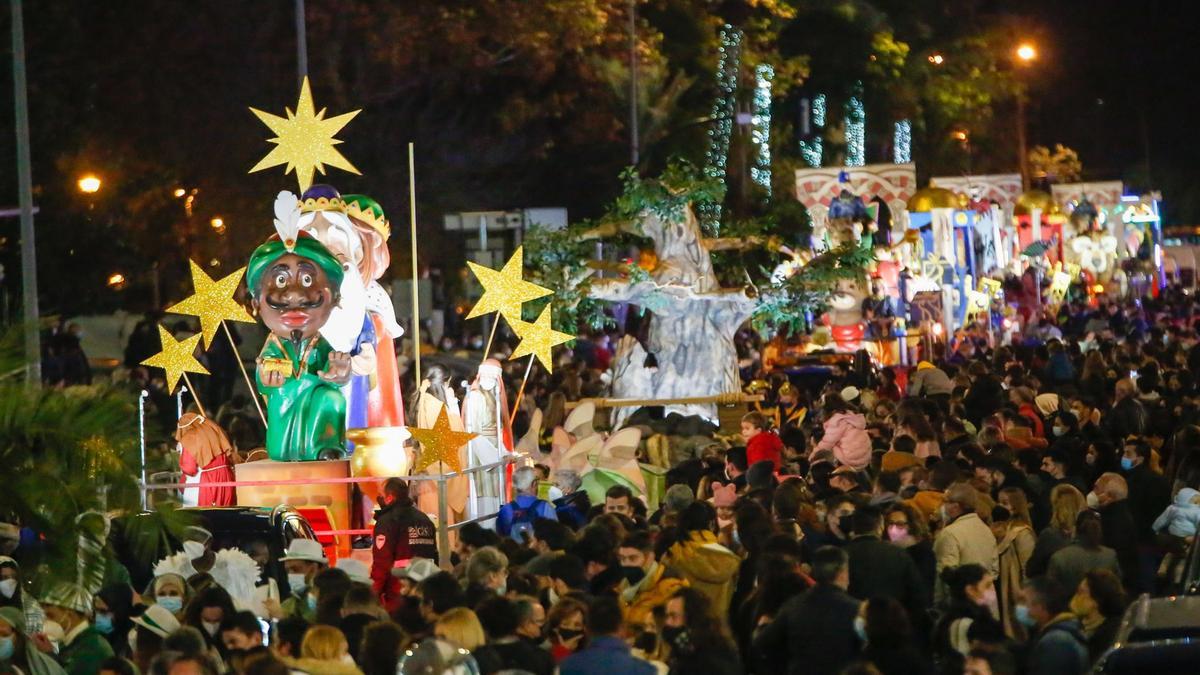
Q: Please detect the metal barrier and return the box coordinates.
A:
[139,454,522,569]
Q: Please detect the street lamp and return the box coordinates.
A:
[173,187,187,198]
[928,53,945,66]
[1014,42,1038,189]
[77,175,101,194]
[107,272,126,289]
[210,216,224,230]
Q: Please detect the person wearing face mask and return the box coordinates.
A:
[659,501,740,632]
[844,506,928,635]
[472,596,555,675]
[710,482,738,547]
[0,557,44,634]
[40,582,114,675]
[181,586,237,659]
[370,478,438,612]
[1016,577,1088,675]
[0,606,66,675]
[280,539,329,621]
[544,598,588,664]
[658,588,738,675]
[511,595,547,647]
[1118,439,1170,567]
[930,564,1001,674]
[145,574,189,619]
[854,597,929,675]
[1087,473,1140,592]
[1069,569,1127,666]
[884,504,935,607]
[92,585,133,658]
[559,595,655,675]
[152,527,259,615]
[618,531,686,631]
[933,484,998,604]
[463,547,509,608]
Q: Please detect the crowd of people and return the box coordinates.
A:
[6,289,1200,675]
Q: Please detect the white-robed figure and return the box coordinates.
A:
[460,359,513,522]
[153,526,264,616]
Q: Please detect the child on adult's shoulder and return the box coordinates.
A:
[741,411,783,471]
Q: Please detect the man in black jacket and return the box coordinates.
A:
[844,506,928,627]
[1120,438,1170,590]
[1101,379,1147,442]
[473,596,555,675]
[1091,472,1141,593]
[963,361,1006,428]
[371,478,438,610]
[755,546,861,675]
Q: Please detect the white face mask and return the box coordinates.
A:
[182,541,207,560]
[202,621,221,637]
[0,578,17,598]
[1086,491,1101,509]
[288,573,308,595]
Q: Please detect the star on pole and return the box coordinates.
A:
[166,261,255,349]
[141,325,210,394]
[465,246,552,322]
[248,76,362,192]
[407,405,477,474]
[509,304,574,373]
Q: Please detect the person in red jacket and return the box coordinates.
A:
[741,412,783,471]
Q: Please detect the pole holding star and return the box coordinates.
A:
[465,245,552,358]
[166,260,266,426]
[248,76,361,192]
[506,304,574,426]
[408,405,478,475]
[141,325,210,416]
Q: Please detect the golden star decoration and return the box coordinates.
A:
[166,261,255,349]
[509,304,573,373]
[141,325,210,394]
[465,246,552,322]
[248,76,362,192]
[407,405,477,474]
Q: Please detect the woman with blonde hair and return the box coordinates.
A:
[175,413,239,507]
[289,624,362,675]
[434,607,487,652]
[1026,483,1088,578]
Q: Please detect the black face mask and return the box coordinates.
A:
[555,628,584,643]
[633,630,658,653]
[662,626,689,652]
[621,565,647,585]
[837,515,854,536]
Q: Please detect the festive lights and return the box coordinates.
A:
[700,24,742,232]
[893,119,911,164]
[845,82,865,167]
[751,64,774,195]
[800,94,825,168]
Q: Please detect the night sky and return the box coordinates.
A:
[1006,0,1200,220]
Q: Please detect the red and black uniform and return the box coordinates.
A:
[370,499,439,610]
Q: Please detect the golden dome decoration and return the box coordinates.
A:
[1013,190,1064,218]
[906,187,960,212]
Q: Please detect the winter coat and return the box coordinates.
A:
[1102,397,1147,442]
[1027,614,1089,675]
[754,584,862,675]
[621,562,688,629]
[59,625,115,675]
[813,412,871,470]
[963,375,1005,427]
[1047,543,1121,596]
[1152,487,1200,537]
[663,531,740,627]
[747,431,784,470]
[908,366,954,397]
[845,535,928,621]
[933,513,998,603]
[284,657,364,675]
[1124,463,1170,545]
[996,524,1035,641]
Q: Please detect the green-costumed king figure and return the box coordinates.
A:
[248,191,353,461]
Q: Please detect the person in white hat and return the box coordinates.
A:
[129,604,181,672]
[40,582,113,675]
[391,558,440,597]
[334,559,370,585]
[279,539,328,622]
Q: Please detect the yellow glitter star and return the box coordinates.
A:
[408,405,477,474]
[141,325,210,394]
[248,77,362,192]
[509,304,573,373]
[166,261,255,349]
[465,246,552,322]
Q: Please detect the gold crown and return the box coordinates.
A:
[299,195,346,214]
[345,200,390,239]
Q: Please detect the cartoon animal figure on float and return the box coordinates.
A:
[461,359,513,519]
[249,215,352,461]
[177,412,239,507]
[285,186,406,439]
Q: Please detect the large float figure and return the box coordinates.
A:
[249,221,352,461]
[177,412,238,506]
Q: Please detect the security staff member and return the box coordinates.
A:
[371,478,439,610]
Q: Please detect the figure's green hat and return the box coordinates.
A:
[247,232,345,298]
[342,194,389,239]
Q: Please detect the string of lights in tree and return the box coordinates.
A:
[893,119,912,164]
[800,94,825,168]
[750,64,774,196]
[699,23,742,233]
[845,82,866,167]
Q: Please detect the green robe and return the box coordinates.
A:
[256,335,347,461]
[59,626,113,675]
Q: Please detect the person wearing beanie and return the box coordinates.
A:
[741,412,784,471]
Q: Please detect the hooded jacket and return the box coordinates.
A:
[1152,487,1200,538]
[663,531,739,625]
[813,412,871,470]
[620,562,688,628]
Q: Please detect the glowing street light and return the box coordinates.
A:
[77,175,101,193]
[107,272,126,289]
[1016,43,1037,63]
[951,129,969,142]
[928,53,944,66]
[173,187,187,198]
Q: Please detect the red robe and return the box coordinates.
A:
[180,449,236,507]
